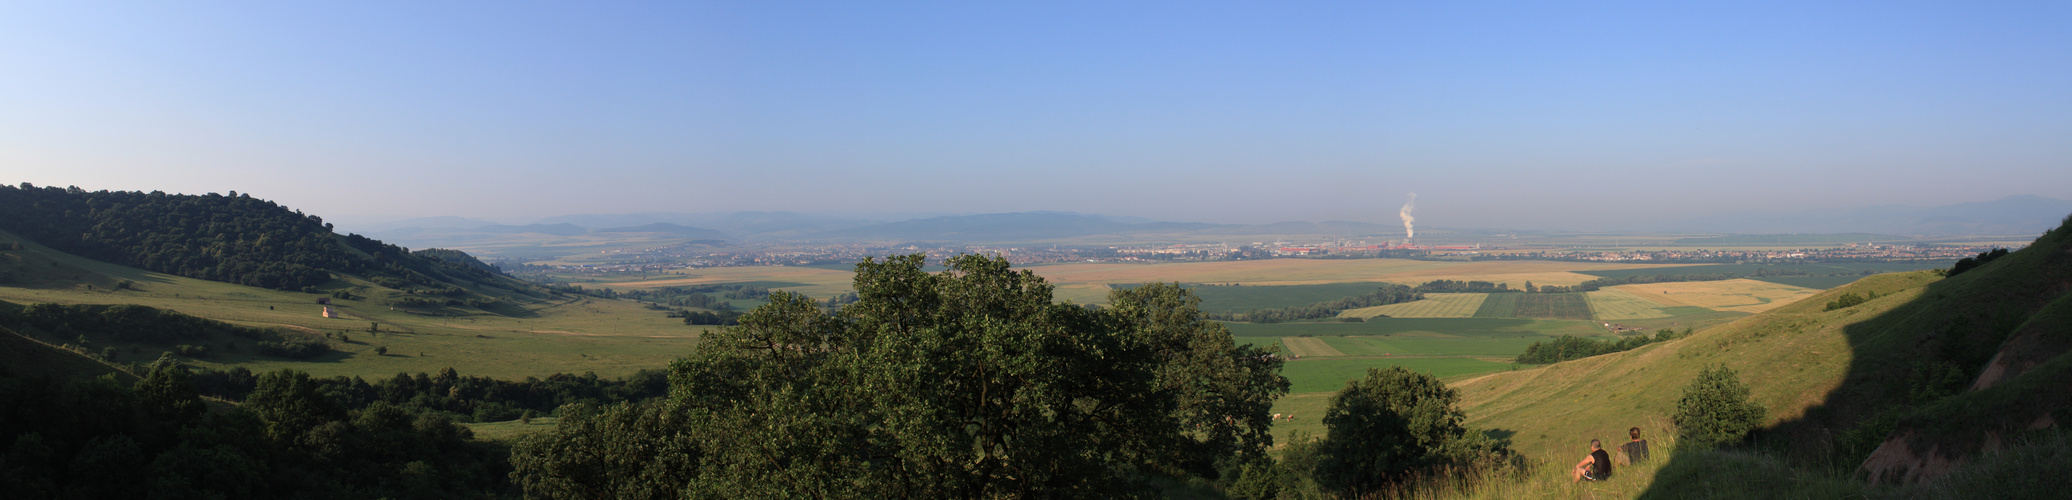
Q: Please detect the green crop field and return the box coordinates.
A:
[1223,317,1601,339]
[1339,293,1486,318]
[1169,282,1408,314]
[1511,292,1592,320]
[1472,293,1519,318]
[462,417,561,442]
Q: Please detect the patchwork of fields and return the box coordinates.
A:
[1021,258,1683,304]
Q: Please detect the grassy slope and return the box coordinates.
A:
[0,323,140,385]
[1433,217,2072,498]
[1452,271,1938,464]
[0,228,701,380]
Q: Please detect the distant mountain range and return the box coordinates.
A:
[1668,195,2072,236]
[357,195,2072,251]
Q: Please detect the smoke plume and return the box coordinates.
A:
[1399,192,1417,243]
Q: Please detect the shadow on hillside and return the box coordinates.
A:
[1637,219,2072,497]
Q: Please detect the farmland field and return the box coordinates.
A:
[1278,336,1344,357]
[1597,306,1749,332]
[1512,292,1592,320]
[1585,289,1674,320]
[1224,318,1594,399]
[1162,282,1409,314]
[1472,293,1520,318]
[1318,336,1546,358]
[1339,293,1486,318]
[1020,258,1683,304]
[592,266,859,299]
[1611,279,1821,313]
[1279,357,1517,394]
[1224,318,1602,339]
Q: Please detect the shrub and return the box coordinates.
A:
[1314,366,1509,497]
[256,337,331,359]
[1673,365,1767,448]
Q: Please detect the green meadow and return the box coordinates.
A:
[0,228,705,380]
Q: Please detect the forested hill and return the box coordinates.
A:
[0,183,513,292]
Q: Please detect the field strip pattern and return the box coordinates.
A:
[1279,336,1344,357]
[1340,293,1487,318]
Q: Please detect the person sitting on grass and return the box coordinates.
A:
[1572,439,1612,483]
[1620,427,1650,465]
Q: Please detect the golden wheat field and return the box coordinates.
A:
[1340,293,1489,318]
[1607,279,1822,314]
[1583,289,1674,320]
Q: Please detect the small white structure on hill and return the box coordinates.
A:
[322,306,337,318]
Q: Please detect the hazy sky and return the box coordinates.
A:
[3,2,2068,229]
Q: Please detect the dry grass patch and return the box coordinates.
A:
[1611,279,1821,314]
[1280,336,1344,357]
[1585,289,1672,320]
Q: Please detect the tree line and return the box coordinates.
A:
[1513,329,1690,364]
[0,363,513,498]
[6,302,335,360]
[1207,284,1424,323]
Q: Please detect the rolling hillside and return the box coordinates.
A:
[1444,214,2072,496]
[0,184,536,305]
[0,192,704,379]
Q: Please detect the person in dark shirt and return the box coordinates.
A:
[1572,439,1612,482]
[1620,427,1651,465]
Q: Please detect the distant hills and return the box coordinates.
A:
[353,196,2072,254]
[362,211,1416,251]
[1671,195,2072,236]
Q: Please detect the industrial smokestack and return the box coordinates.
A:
[1399,193,1417,245]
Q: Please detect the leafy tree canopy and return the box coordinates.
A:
[514,254,1289,499]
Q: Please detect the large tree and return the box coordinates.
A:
[514,254,1288,499]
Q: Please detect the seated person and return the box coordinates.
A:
[1620,427,1650,465]
[1571,439,1612,483]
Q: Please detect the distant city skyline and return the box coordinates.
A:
[5,2,2068,231]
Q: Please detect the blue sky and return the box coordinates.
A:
[3,1,2068,229]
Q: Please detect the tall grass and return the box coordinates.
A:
[1372,429,1865,500]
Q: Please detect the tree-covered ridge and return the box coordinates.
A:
[0,183,510,292]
